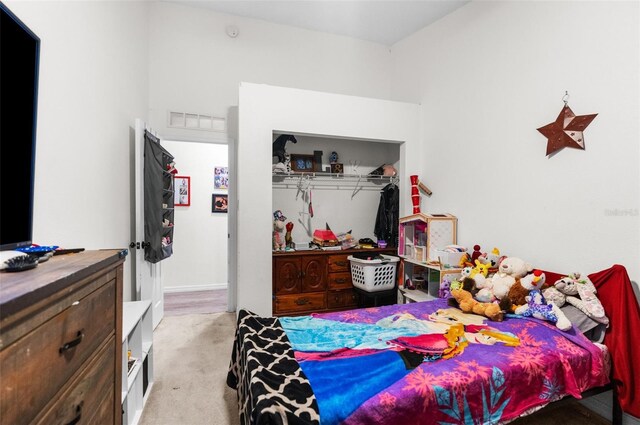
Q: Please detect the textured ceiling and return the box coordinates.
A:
[176,1,470,46]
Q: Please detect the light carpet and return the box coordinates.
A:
[138,312,239,425]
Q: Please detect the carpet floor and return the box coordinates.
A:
[138,312,239,425]
[139,312,609,425]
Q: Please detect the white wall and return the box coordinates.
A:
[273,135,399,244]
[391,0,640,288]
[238,83,421,316]
[147,1,394,142]
[6,1,150,301]
[160,140,228,292]
[390,2,639,422]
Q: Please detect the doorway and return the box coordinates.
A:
[160,139,233,316]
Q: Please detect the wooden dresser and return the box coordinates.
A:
[0,249,126,425]
[272,248,395,316]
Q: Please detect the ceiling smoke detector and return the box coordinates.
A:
[226,25,239,38]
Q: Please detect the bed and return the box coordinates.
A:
[227,264,640,425]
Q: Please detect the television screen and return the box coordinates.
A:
[0,3,40,251]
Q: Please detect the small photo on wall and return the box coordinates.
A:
[212,194,228,213]
[214,166,229,189]
[174,176,190,206]
[214,175,228,189]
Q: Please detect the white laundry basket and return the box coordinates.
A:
[348,254,400,292]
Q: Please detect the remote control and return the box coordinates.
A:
[53,248,85,256]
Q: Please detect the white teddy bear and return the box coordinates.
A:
[543,273,609,325]
[486,256,533,301]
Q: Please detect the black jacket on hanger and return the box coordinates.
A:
[374,183,399,247]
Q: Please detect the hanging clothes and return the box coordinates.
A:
[374,183,399,247]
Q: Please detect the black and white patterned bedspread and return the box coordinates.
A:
[227,309,320,425]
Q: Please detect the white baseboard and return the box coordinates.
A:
[163,283,227,293]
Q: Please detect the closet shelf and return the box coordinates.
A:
[272,171,398,191]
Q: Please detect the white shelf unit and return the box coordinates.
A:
[398,213,460,302]
[122,300,154,425]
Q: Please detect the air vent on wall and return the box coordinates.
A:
[168,111,226,132]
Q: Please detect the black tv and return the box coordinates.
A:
[0,3,40,259]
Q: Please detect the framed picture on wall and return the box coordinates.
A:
[174,176,190,206]
[290,154,315,172]
[214,166,229,189]
[212,194,228,213]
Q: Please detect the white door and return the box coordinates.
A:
[133,118,164,329]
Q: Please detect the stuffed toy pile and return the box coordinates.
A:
[448,254,573,331]
[543,273,609,325]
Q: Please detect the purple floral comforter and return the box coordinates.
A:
[285,298,609,425]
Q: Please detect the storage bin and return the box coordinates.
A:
[430,249,466,267]
[348,255,399,292]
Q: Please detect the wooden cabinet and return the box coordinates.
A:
[272,248,394,316]
[0,249,126,425]
[326,254,358,310]
[274,256,326,295]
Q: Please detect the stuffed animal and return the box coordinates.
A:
[272,210,287,251]
[273,134,297,163]
[479,247,505,272]
[458,252,471,267]
[285,222,294,249]
[486,256,533,301]
[450,289,504,322]
[470,245,483,263]
[544,273,609,325]
[501,269,546,312]
[514,289,572,331]
[469,260,491,287]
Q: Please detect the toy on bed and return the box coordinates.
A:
[272,210,287,251]
[485,256,533,301]
[500,269,547,312]
[471,260,492,298]
[479,247,506,271]
[543,273,610,325]
[514,289,572,331]
[450,288,504,322]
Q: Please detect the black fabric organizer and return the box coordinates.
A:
[144,130,175,263]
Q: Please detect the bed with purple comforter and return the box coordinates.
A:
[227,295,610,425]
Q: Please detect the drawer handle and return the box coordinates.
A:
[335,278,347,283]
[59,330,84,354]
[335,261,348,267]
[65,402,83,425]
[295,298,310,306]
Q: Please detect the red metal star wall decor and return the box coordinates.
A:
[537,103,597,157]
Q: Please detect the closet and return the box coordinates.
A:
[271,133,400,246]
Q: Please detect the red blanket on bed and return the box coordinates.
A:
[544,265,640,418]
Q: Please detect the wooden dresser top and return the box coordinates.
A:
[0,249,127,320]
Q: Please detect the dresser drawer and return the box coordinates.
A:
[327,272,352,290]
[274,292,326,314]
[327,255,350,273]
[34,337,115,425]
[327,289,358,309]
[0,279,116,425]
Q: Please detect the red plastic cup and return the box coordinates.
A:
[411,186,419,196]
[410,175,419,185]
